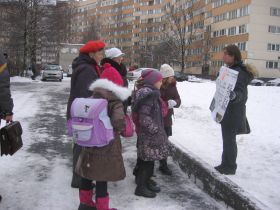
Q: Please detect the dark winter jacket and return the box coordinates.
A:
[221,61,254,135]
[101,58,128,87]
[160,81,181,127]
[0,52,13,118]
[75,79,131,181]
[132,84,170,161]
[66,53,101,120]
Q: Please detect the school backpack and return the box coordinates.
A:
[68,98,114,147]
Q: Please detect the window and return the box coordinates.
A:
[237,42,246,51]
[266,61,279,69]
[220,29,226,36]
[229,10,238,20]
[270,7,280,16]
[228,27,236,36]
[267,43,280,51]
[269,25,280,33]
[239,24,247,34]
[240,6,249,17]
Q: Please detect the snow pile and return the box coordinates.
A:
[171,81,280,210]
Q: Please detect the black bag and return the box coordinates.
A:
[0,121,23,156]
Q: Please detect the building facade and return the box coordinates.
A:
[72,0,280,78]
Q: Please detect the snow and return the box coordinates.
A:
[171,81,280,210]
[1,76,279,210]
[0,78,225,210]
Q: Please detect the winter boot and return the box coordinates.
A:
[0,194,2,202]
[78,189,96,210]
[214,165,236,175]
[135,169,156,198]
[147,179,160,193]
[96,194,116,210]
[159,159,172,176]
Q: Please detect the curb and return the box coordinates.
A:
[170,143,270,210]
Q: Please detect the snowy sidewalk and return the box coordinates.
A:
[0,80,225,210]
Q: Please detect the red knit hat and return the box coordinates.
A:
[80,40,106,54]
[100,63,124,86]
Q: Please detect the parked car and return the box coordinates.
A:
[266,78,280,86]
[67,64,73,77]
[41,64,63,81]
[188,75,203,83]
[250,79,265,86]
[174,71,188,82]
[127,68,158,80]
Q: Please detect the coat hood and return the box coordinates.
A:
[72,53,97,70]
[89,79,131,101]
[132,84,160,111]
[245,63,258,78]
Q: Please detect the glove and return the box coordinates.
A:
[168,100,177,108]
[229,91,236,101]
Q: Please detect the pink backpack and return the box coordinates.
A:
[121,114,134,137]
[68,98,114,147]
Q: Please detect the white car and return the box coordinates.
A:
[266,78,280,86]
[187,75,203,83]
[250,79,264,86]
[41,64,63,81]
[127,68,158,80]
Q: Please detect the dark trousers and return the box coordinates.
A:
[221,124,237,169]
[80,178,108,198]
[136,159,154,186]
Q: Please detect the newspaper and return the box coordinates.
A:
[209,66,239,123]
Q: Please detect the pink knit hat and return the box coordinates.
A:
[141,69,162,85]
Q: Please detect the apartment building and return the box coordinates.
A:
[72,0,280,78]
[206,0,280,78]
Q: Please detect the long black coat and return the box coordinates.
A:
[0,52,13,118]
[66,53,100,120]
[221,62,254,135]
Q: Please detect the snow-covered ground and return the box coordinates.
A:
[0,77,225,210]
[171,81,280,210]
[1,76,279,210]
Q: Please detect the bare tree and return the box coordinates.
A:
[162,0,204,72]
[0,0,74,75]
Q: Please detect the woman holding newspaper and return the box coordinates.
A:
[214,45,256,175]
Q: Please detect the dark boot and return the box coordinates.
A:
[159,159,172,176]
[214,165,236,175]
[147,179,160,193]
[0,194,2,202]
[78,189,96,210]
[135,166,156,198]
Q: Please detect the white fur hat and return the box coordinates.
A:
[160,64,174,78]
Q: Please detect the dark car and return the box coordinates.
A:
[174,71,188,82]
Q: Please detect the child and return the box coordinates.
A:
[75,63,131,210]
[159,64,181,175]
[132,69,169,198]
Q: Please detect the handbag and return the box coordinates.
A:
[121,114,134,137]
[0,121,23,156]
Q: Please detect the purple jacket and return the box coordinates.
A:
[132,84,170,161]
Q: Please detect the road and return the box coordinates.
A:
[0,79,226,210]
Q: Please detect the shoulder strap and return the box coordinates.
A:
[0,63,7,74]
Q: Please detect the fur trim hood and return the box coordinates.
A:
[89,79,131,101]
